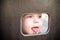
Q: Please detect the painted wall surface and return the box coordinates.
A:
[0,0,60,40]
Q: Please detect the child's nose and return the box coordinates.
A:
[33,18,39,23]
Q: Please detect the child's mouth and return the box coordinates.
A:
[31,26,39,33]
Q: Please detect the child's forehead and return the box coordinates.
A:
[23,13,41,16]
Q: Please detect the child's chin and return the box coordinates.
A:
[27,32,35,34]
[31,32,39,34]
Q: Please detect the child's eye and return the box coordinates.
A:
[27,16,32,18]
[39,16,41,18]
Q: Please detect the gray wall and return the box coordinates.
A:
[0,0,60,40]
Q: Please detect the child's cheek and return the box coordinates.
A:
[25,18,33,24]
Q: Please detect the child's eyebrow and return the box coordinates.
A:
[23,14,33,17]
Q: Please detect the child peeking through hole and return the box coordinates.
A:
[22,13,43,35]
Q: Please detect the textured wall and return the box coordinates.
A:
[0,0,60,40]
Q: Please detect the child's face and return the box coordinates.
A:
[22,13,43,34]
